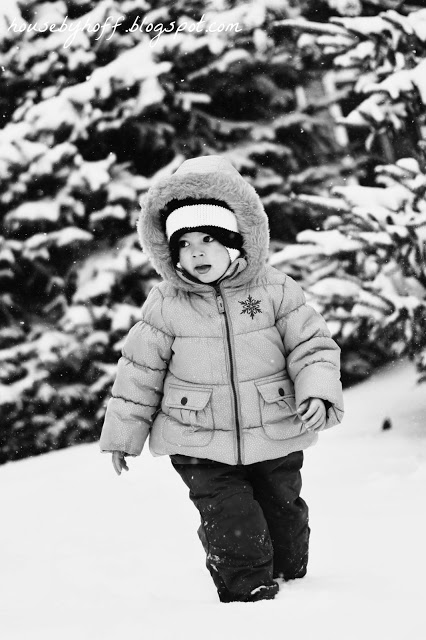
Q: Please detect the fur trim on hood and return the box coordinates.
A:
[137,155,270,291]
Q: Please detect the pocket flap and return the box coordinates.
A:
[165,385,212,411]
[255,377,294,404]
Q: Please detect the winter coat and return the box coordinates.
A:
[99,155,344,465]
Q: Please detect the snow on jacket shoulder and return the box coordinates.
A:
[99,155,344,464]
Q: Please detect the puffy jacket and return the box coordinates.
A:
[99,155,344,465]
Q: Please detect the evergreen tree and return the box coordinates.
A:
[0,0,353,463]
[275,5,426,385]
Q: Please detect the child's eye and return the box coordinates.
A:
[178,239,189,248]
[203,235,214,243]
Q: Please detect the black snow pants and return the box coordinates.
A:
[170,450,310,602]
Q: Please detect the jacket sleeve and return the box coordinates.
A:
[99,285,173,456]
[276,275,344,430]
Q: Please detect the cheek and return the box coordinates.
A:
[211,246,230,269]
[178,249,189,266]
[219,246,230,262]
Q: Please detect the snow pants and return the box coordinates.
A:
[170,450,310,602]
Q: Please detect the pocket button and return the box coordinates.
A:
[181,397,188,405]
[278,387,284,397]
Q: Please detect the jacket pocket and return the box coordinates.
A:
[255,375,302,440]
[162,383,214,447]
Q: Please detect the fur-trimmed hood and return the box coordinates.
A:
[137,155,270,291]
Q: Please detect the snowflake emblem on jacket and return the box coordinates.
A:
[239,295,262,319]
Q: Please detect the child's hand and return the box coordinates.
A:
[112,451,129,476]
[297,398,326,431]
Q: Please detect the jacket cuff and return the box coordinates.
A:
[99,411,149,456]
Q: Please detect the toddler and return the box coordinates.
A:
[99,155,344,603]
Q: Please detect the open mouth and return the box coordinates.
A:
[194,265,211,274]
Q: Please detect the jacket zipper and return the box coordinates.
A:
[214,283,243,465]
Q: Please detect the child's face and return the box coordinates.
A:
[178,231,230,283]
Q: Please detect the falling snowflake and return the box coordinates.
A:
[239,295,262,319]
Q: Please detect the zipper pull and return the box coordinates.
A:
[215,288,225,314]
[216,294,225,314]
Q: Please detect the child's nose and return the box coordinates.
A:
[192,246,204,257]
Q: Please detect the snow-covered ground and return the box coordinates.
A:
[1,359,425,640]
